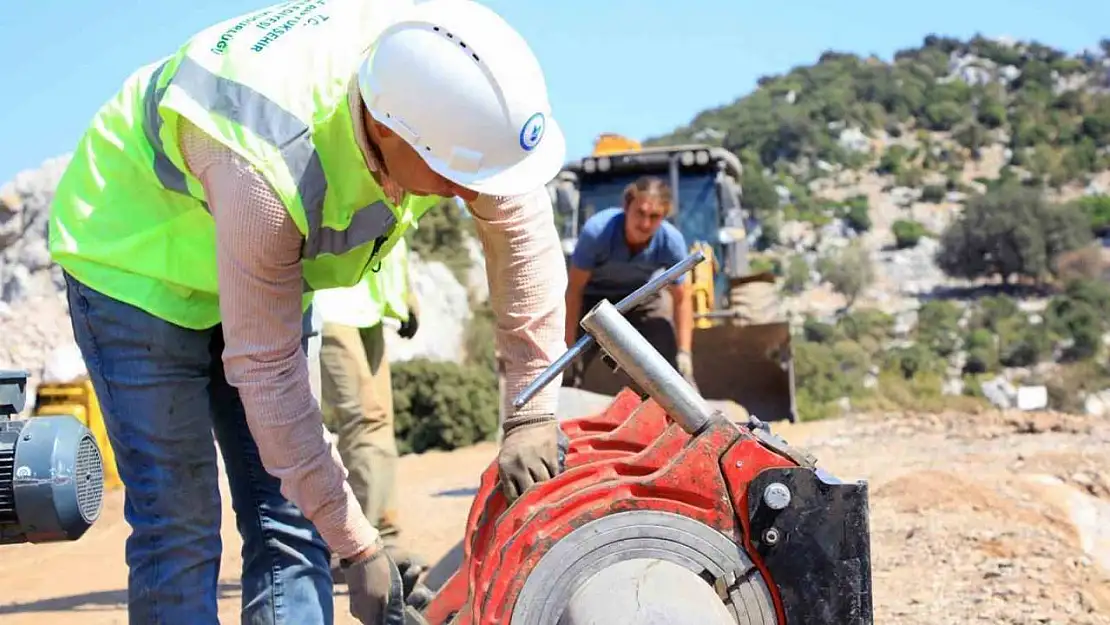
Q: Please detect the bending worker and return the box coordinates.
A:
[564,177,695,386]
[47,1,568,624]
[313,237,423,584]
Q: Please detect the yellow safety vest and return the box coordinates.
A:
[48,0,439,330]
[375,235,412,323]
[313,235,412,328]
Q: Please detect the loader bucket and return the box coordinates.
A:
[575,320,797,423]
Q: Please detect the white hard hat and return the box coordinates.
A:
[358,0,566,198]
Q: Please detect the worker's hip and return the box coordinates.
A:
[581,287,675,324]
[62,272,333,623]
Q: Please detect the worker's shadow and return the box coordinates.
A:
[432,487,478,498]
[0,582,242,614]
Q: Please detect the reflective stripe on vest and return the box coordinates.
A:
[142,55,397,262]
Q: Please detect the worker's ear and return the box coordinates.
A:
[362,108,397,143]
[371,119,395,139]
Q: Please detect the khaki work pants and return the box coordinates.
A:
[319,321,401,544]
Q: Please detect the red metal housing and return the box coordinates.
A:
[420,388,800,625]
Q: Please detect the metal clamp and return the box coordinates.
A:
[512,251,714,435]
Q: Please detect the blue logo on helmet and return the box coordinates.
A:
[519,112,545,152]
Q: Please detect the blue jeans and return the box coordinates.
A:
[64,272,334,625]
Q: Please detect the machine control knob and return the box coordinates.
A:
[762,482,792,511]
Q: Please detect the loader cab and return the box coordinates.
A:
[549,144,754,311]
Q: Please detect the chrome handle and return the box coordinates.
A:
[511,249,706,412]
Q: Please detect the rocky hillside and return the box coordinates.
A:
[646,35,1110,419]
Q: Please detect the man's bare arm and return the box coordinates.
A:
[671,281,694,353]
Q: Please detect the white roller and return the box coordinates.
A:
[559,558,736,625]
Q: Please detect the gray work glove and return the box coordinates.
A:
[344,540,405,625]
[498,418,569,501]
[676,349,695,384]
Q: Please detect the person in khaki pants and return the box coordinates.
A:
[312,238,422,585]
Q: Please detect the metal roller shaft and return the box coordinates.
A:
[580,299,713,435]
[512,250,705,411]
[559,559,735,625]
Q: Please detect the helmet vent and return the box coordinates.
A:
[432,26,480,62]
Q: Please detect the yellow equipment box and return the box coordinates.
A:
[33,380,123,490]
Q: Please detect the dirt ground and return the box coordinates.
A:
[1,406,1109,625]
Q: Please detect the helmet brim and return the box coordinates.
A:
[419,117,568,199]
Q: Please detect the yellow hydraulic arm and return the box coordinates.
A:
[689,241,716,329]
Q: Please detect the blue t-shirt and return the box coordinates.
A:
[570,207,688,300]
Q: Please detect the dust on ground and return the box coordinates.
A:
[0,406,1108,625]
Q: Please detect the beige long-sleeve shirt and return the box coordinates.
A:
[177,78,566,559]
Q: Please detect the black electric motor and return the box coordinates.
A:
[0,369,105,545]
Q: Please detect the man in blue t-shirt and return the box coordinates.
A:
[564,176,695,387]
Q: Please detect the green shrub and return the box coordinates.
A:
[915,300,962,357]
[923,101,968,131]
[894,166,926,188]
[962,374,986,399]
[969,295,1020,332]
[834,195,872,234]
[843,201,872,233]
[802,318,836,343]
[750,255,779,275]
[883,343,945,379]
[1061,278,1110,313]
[977,99,1007,129]
[783,255,809,294]
[1070,193,1110,235]
[921,184,946,203]
[877,146,909,175]
[742,165,780,213]
[792,339,870,418]
[891,219,927,249]
[756,216,782,249]
[1043,284,1105,361]
[393,359,499,454]
[818,242,874,307]
[996,316,1051,367]
[966,327,993,349]
[836,308,894,352]
[963,345,998,374]
[962,325,1000,374]
[853,369,987,414]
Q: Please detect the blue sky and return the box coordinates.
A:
[0,0,1106,184]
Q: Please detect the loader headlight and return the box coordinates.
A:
[0,370,104,546]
